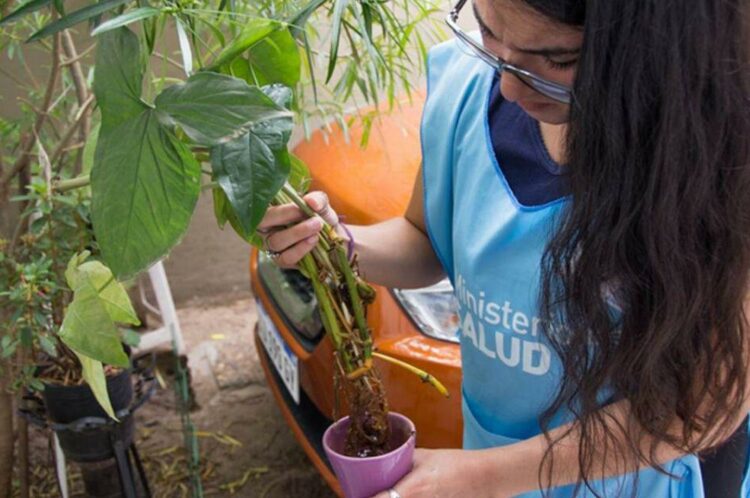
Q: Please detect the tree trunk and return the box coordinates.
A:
[18,416,29,498]
[0,375,14,498]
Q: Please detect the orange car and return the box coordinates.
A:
[250,91,462,496]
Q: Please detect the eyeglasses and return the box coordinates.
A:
[445,0,574,104]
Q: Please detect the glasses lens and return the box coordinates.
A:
[511,70,572,104]
[530,78,571,104]
[455,33,499,68]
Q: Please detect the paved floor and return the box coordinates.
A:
[135,292,337,497]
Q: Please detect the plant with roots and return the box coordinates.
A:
[1,0,449,459]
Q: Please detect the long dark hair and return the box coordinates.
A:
[523,0,750,495]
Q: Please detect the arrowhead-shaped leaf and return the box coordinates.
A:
[73,260,140,325]
[260,84,294,110]
[208,17,278,69]
[154,72,293,146]
[246,28,301,87]
[93,28,147,128]
[92,28,201,279]
[75,352,118,420]
[59,276,129,367]
[210,135,291,239]
[212,187,263,248]
[209,84,293,240]
[92,111,201,279]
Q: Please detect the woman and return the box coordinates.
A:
[259,0,750,496]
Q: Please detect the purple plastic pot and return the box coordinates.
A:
[323,412,416,498]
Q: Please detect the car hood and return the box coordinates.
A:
[291,91,425,224]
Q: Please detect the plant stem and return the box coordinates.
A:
[280,183,333,251]
[372,351,450,397]
[54,175,90,192]
[335,244,371,354]
[280,183,324,223]
[300,255,341,344]
[61,30,92,176]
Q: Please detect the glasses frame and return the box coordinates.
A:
[445,0,574,104]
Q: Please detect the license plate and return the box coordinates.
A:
[256,300,300,404]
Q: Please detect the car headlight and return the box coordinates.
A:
[392,279,460,343]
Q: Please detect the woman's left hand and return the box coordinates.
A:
[370,448,511,498]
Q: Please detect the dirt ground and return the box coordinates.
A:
[22,291,337,498]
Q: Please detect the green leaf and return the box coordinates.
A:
[154,72,293,146]
[286,0,326,39]
[210,116,292,238]
[93,28,147,129]
[29,378,45,391]
[82,121,100,176]
[39,335,58,357]
[261,84,293,110]
[59,277,129,367]
[288,153,311,194]
[65,250,91,285]
[326,0,349,83]
[91,7,161,36]
[228,57,253,83]
[208,18,278,70]
[174,17,193,76]
[74,260,140,325]
[0,0,50,26]
[120,328,141,347]
[27,0,130,42]
[1,337,18,358]
[75,352,118,420]
[92,110,201,279]
[212,186,229,229]
[246,28,301,88]
[195,16,225,47]
[92,27,200,279]
[214,187,265,248]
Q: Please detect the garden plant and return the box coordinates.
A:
[0,0,446,492]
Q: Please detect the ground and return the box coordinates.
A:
[22,291,336,497]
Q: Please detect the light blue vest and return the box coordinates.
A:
[421,38,748,498]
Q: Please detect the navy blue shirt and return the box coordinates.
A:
[488,76,567,206]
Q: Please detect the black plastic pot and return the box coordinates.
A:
[42,367,134,463]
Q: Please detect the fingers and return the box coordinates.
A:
[273,233,319,268]
[257,203,307,232]
[266,217,323,253]
[256,190,338,268]
[304,191,339,227]
[257,190,338,233]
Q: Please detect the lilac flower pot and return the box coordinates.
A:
[323,412,416,498]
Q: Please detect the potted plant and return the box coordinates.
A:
[0,0,445,494]
[0,175,147,494]
[0,11,147,496]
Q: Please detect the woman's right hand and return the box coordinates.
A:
[257,191,342,269]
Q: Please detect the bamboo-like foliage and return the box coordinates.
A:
[0,0,447,457]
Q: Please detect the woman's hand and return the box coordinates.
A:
[257,191,342,268]
[370,448,511,498]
